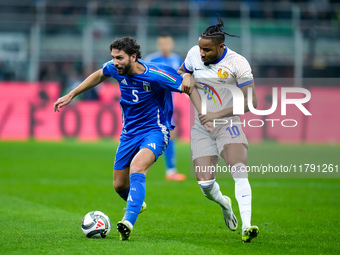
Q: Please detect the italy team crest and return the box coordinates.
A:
[143,81,151,91]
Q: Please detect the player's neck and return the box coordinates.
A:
[216,47,225,60]
[128,61,145,75]
[162,52,171,58]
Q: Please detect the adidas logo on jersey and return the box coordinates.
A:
[121,79,128,85]
[147,143,156,149]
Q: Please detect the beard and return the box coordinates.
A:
[202,56,213,66]
[116,60,132,75]
[202,52,220,66]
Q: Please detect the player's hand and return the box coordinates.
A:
[53,93,73,112]
[181,73,197,95]
[194,82,204,89]
[203,121,214,133]
[198,112,220,125]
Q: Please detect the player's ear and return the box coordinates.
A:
[219,43,225,50]
[131,53,137,62]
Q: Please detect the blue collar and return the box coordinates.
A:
[139,59,148,74]
[129,59,148,75]
[211,46,228,64]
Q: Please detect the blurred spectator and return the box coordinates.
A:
[276,0,292,19]
[0,61,4,80]
[0,0,340,82]
[39,62,60,82]
[144,34,186,181]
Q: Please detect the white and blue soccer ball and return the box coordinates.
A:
[81,211,111,238]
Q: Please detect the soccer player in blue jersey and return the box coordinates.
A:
[53,36,193,241]
[144,34,186,181]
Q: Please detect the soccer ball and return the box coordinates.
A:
[81,211,111,238]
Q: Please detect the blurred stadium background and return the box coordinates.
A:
[1,0,340,81]
[0,0,339,143]
[1,1,340,254]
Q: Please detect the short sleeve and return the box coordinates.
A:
[151,64,183,93]
[102,60,117,78]
[183,46,197,74]
[234,57,254,88]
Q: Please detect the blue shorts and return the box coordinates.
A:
[114,129,169,170]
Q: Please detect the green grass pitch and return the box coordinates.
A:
[1,140,339,254]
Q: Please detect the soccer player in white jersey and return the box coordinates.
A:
[178,18,259,242]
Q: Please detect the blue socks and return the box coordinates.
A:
[116,185,130,201]
[165,139,176,172]
[125,173,146,226]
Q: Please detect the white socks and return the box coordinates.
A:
[232,163,252,232]
[197,163,253,232]
[198,179,229,210]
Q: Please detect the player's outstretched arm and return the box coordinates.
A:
[53,69,109,112]
[189,86,202,113]
[178,64,202,111]
[177,64,197,95]
[190,86,214,132]
[178,65,213,132]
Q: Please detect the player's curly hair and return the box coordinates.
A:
[201,17,239,44]
[110,36,142,61]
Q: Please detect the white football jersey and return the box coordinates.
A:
[184,45,254,125]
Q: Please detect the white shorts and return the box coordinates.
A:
[191,120,248,161]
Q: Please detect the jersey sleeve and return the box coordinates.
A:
[234,56,254,88]
[150,64,183,93]
[102,60,117,78]
[183,46,197,74]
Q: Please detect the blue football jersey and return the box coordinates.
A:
[144,52,182,71]
[102,59,183,136]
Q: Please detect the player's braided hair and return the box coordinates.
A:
[110,36,142,61]
[201,17,239,44]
